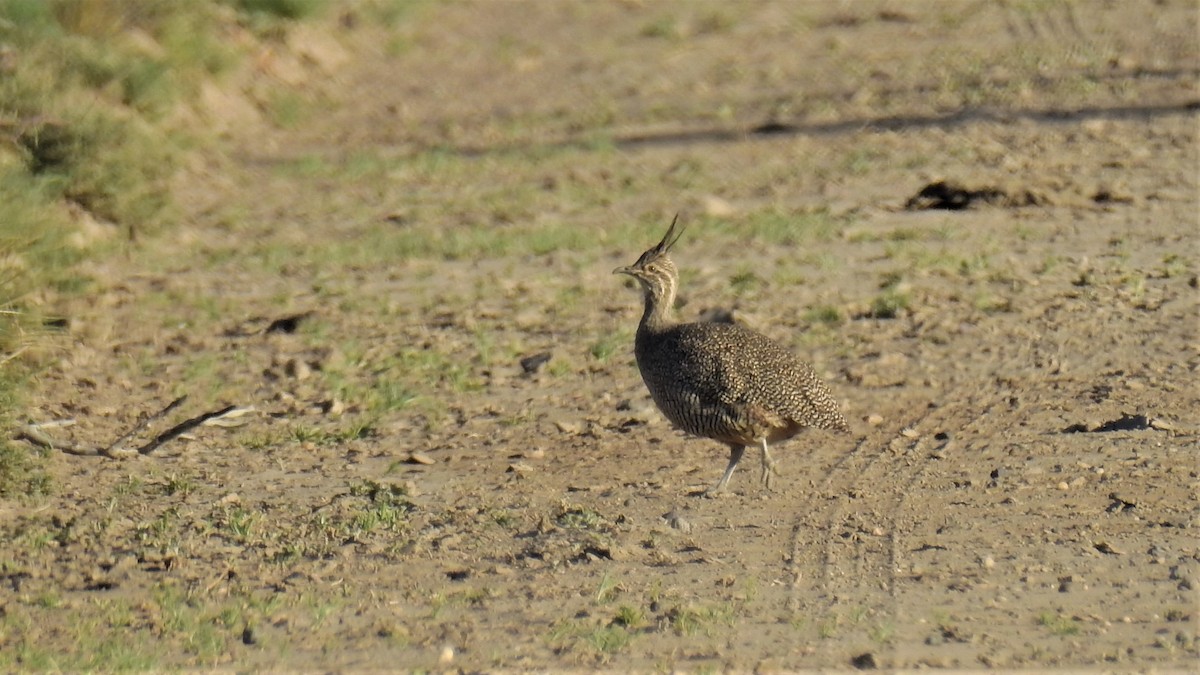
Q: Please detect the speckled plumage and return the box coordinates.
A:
[614,216,849,494]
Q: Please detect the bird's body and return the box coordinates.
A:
[615,216,849,495]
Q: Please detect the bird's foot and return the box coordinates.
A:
[760,463,778,491]
[758,440,779,491]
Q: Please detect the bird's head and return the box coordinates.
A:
[613,214,684,299]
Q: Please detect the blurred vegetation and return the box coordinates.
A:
[232,0,328,21]
[0,0,341,497]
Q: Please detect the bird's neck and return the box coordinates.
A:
[638,281,676,335]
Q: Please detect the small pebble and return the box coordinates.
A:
[983,555,995,569]
[439,646,455,664]
[665,511,693,534]
[1057,481,1070,491]
[701,194,737,217]
[1149,417,1175,431]
[554,420,584,435]
[407,452,435,465]
[867,413,884,426]
[285,358,312,381]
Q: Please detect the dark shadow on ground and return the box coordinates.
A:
[462,98,1200,159]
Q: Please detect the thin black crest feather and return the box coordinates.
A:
[631,214,686,268]
[653,213,685,255]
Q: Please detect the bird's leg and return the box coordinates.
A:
[705,444,745,497]
[759,438,778,489]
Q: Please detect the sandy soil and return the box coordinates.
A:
[5,1,1199,671]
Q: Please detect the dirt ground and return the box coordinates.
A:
[4,1,1199,671]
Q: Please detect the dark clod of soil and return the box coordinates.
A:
[1093,413,1153,432]
[520,351,553,374]
[904,179,1043,210]
[265,312,313,334]
[695,306,738,324]
[851,651,878,669]
[1063,413,1155,433]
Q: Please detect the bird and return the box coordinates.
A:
[613,215,849,496]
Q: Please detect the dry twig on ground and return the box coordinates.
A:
[16,396,252,458]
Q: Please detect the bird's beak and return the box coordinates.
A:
[613,265,633,276]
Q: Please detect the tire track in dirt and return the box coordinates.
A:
[786,344,1028,640]
[885,392,1007,598]
[786,407,928,615]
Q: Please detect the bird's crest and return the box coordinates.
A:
[636,214,685,266]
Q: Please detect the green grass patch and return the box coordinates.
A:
[231,0,328,21]
[868,275,912,319]
[804,305,843,325]
[667,602,738,637]
[556,505,607,531]
[549,618,638,661]
[589,329,629,363]
[1037,611,1081,636]
[0,430,52,500]
[0,0,355,498]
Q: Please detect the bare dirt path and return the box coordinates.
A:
[5,1,1198,670]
